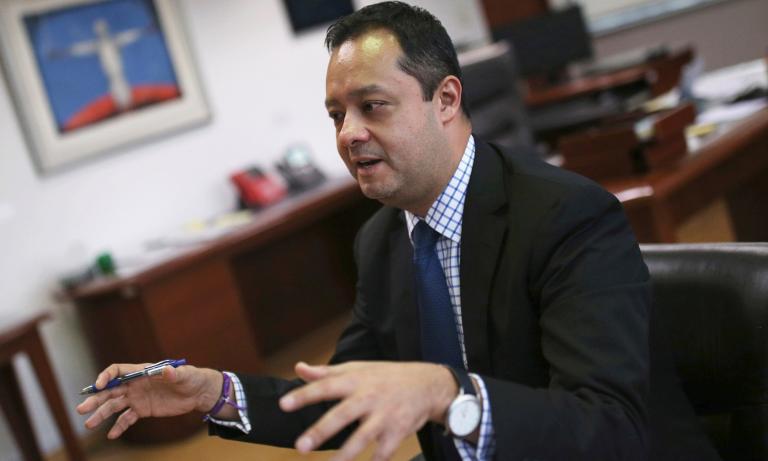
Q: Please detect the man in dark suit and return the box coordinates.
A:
[77,2,719,460]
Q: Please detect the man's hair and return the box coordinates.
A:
[325,1,468,116]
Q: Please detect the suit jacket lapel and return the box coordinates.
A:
[389,212,422,361]
[461,139,509,375]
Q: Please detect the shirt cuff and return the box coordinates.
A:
[206,372,252,434]
[454,373,496,460]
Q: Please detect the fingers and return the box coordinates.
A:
[80,362,183,413]
[372,427,406,461]
[280,375,352,412]
[84,395,131,430]
[332,413,389,461]
[295,398,368,453]
[108,407,140,439]
[294,361,331,382]
[76,386,128,415]
[296,401,408,461]
[93,363,146,391]
[286,361,430,460]
[159,363,180,383]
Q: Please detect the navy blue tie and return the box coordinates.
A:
[412,221,464,460]
[412,220,463,369]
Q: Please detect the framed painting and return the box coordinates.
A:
[0,0,209,173]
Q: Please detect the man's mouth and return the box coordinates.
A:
[356,159,382,169]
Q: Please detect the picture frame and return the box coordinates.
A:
[282,0,353,34]
[0,0,209,173]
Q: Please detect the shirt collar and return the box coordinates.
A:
[405,135,475,244]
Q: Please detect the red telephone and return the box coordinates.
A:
[230,167,287,209]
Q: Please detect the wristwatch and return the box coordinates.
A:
[443,366,482,438]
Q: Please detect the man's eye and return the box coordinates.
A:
[363,101,384,113]
[329,112,344,124]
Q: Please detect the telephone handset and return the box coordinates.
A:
[230,167,287,209]
[276,146,326,192]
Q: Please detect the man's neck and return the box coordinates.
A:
[408,128,472,218]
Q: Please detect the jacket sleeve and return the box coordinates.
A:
[486,183,650,460]
[209,226,383,448]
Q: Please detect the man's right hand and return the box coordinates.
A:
[76,363,226,439]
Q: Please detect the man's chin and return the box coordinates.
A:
[358,182,395,203]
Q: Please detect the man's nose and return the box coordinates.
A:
[338,114,370,149]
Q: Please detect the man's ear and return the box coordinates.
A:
[435,75,463,124]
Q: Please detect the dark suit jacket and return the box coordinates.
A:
[212,139,719,460]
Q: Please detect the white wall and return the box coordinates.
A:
[592,0,768,72]
[0,0,488,458]
[552,0,668,19]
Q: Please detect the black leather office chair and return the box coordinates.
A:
[642,243,768,461]
[458,42,533,148]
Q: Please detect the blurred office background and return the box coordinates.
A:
[0,0,767,460]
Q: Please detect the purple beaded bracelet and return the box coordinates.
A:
[203,372,243,421]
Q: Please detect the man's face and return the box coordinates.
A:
[325,29,450,213]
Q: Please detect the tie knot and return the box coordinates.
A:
[412,220,440,251]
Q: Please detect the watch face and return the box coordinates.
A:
[448,395,481,437]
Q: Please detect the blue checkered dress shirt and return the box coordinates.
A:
[404,135,495,460]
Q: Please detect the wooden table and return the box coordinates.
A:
[0,313,85,460]
[525,48,693,108]
[604,108,768,242]
[67,177,379,443]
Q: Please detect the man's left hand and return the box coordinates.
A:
[279,361,458,461]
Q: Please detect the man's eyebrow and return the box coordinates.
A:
[325,84,390,108]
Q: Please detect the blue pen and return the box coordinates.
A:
[80,359,186,395]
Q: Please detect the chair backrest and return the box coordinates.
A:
[641,243,768,460]
[458,41,533,148]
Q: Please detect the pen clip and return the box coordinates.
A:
[145,359,173,374]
